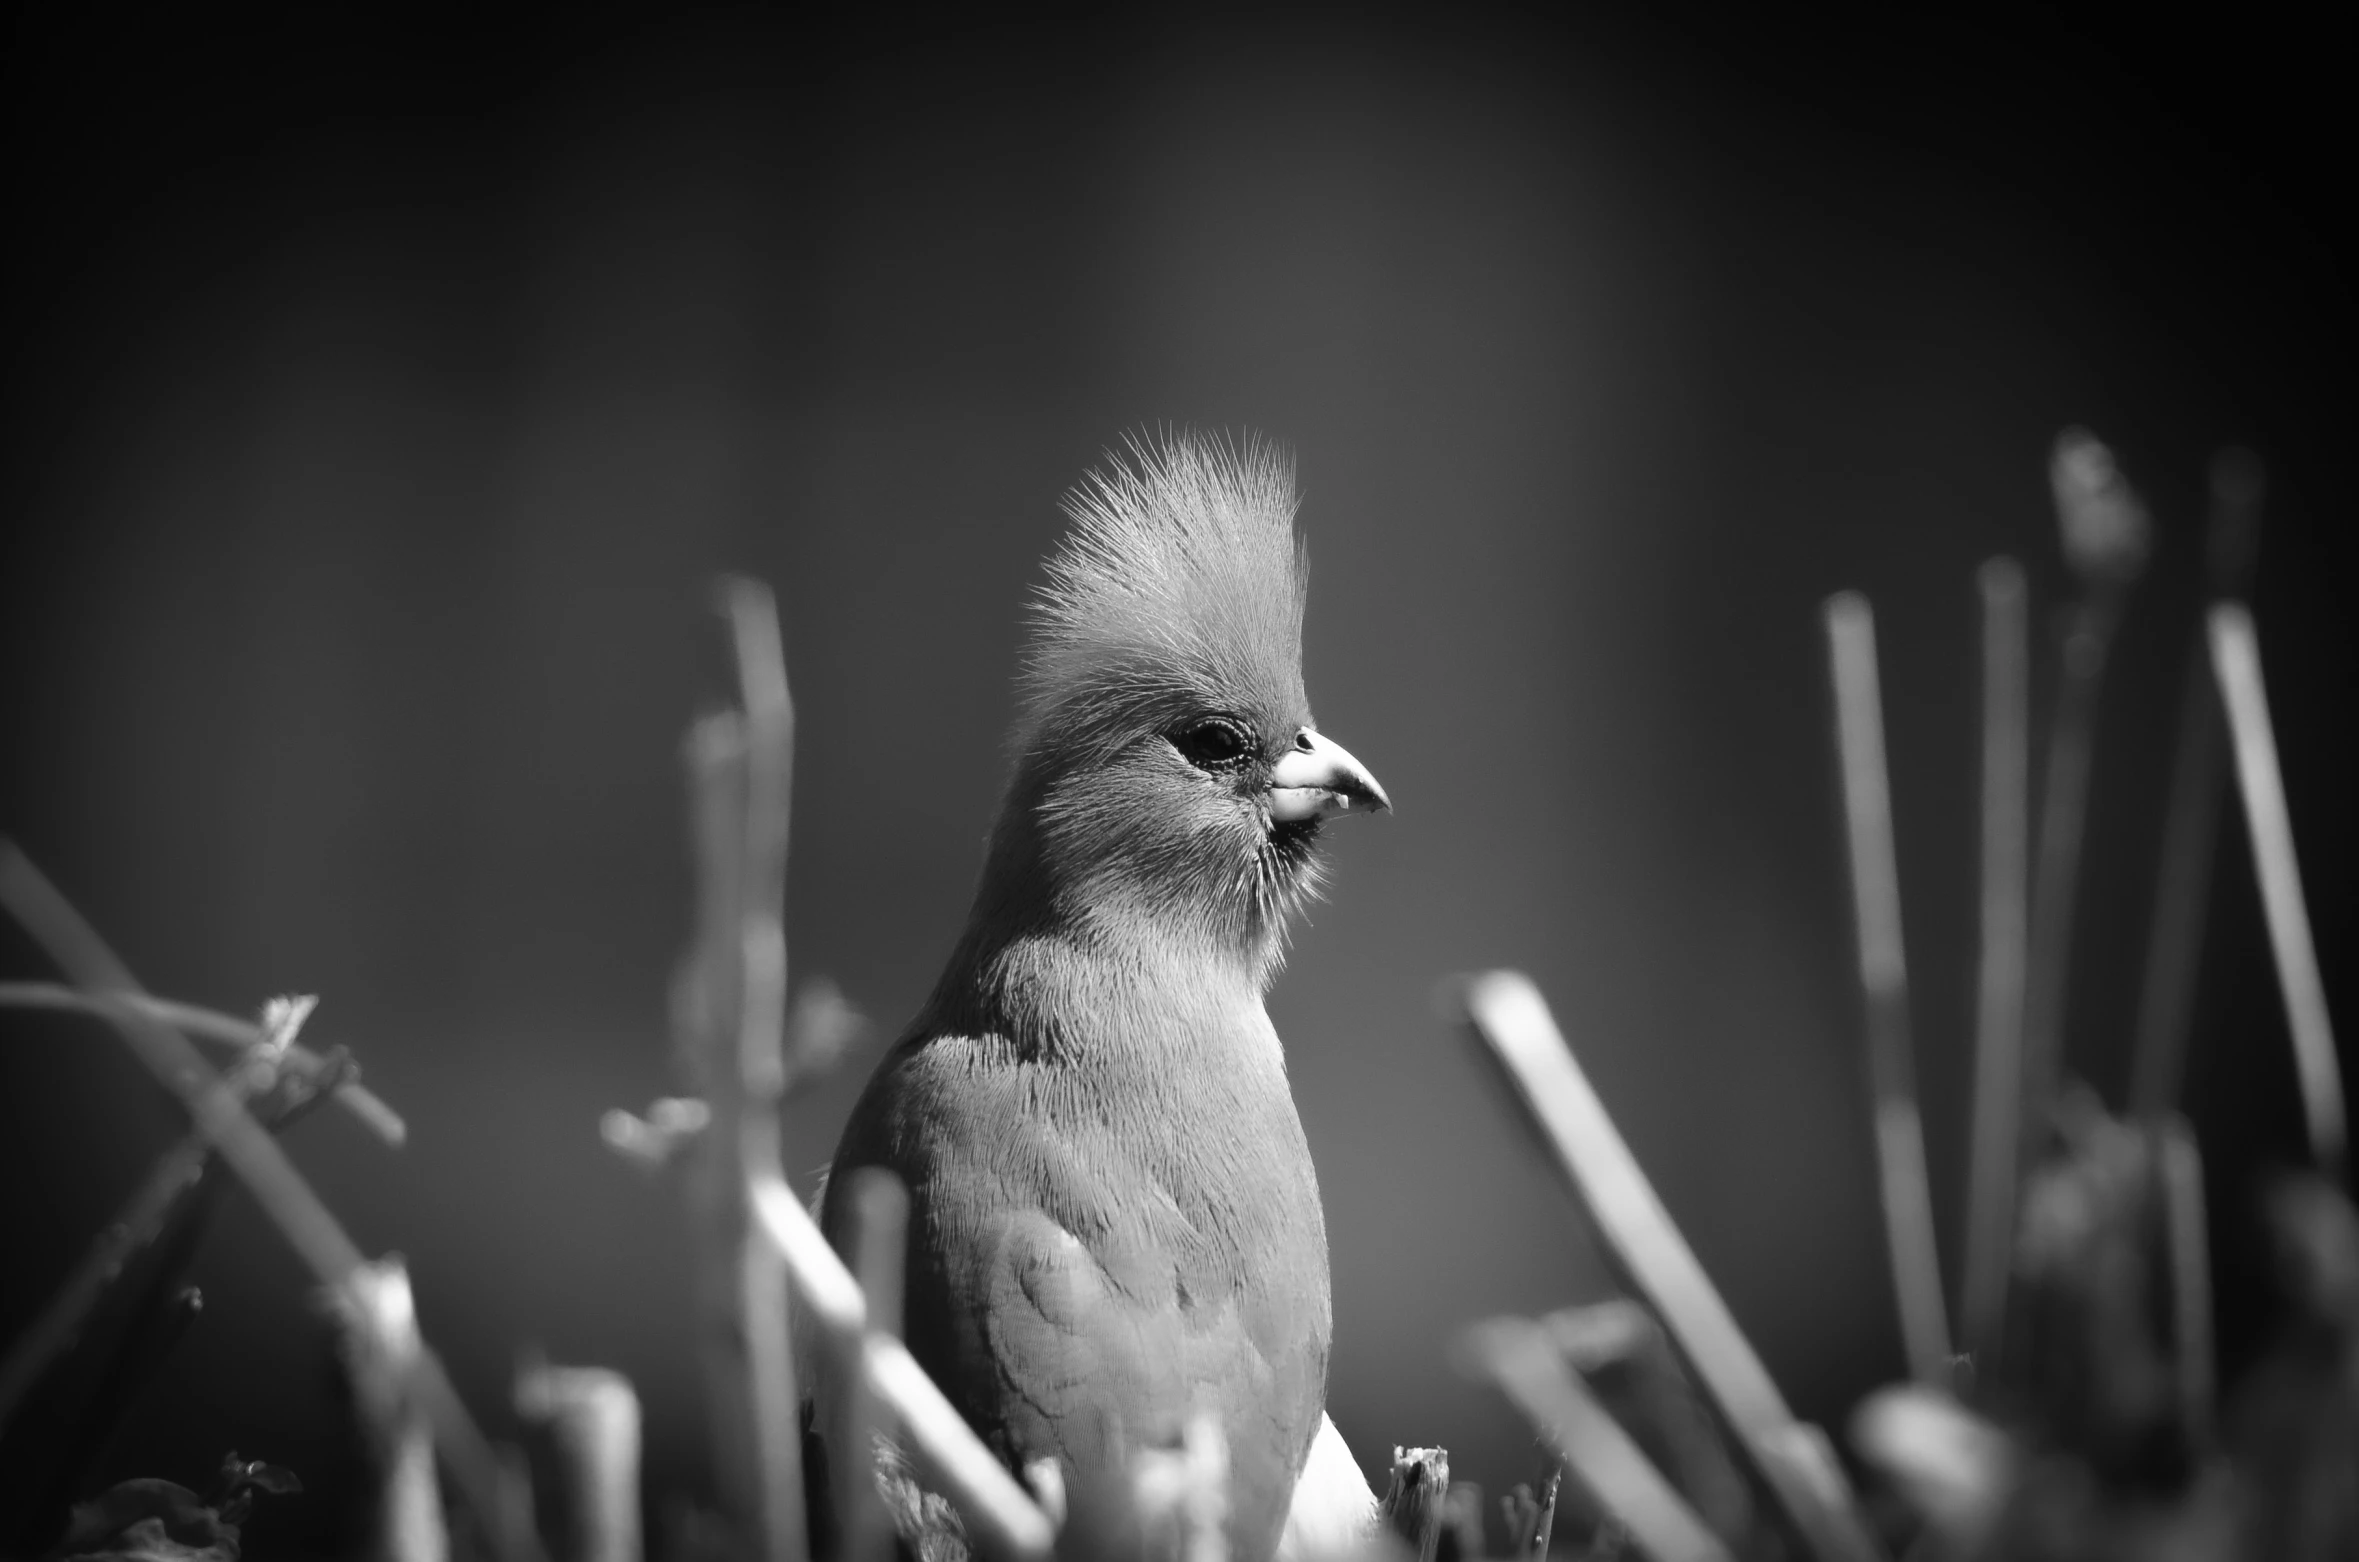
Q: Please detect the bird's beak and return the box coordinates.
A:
[1268,729,1391,823]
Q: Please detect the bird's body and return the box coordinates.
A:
[819,433,1387,1561]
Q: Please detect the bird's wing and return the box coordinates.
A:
[960,1197,1313,1559]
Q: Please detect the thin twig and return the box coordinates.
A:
[837,1168,910,1562]
[1458,1317,1733,1562]
[1454,971,1886,1562]
[2129,450,2265,1115]
[1822,592,1953,1385]
[2208,603,2347,1176]
[1961,558,2031,1375]
[746,1175,1056,1560]
[1524,1464,1563,1559]
[2020,430,2149,1152]
[0,842,528,1561]
[0,981,406,1146]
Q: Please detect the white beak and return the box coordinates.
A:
[1267,729,1391,823]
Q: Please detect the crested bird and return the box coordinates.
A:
[817,431,1390,1561]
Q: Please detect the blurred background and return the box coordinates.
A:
[2,5,2351,1553]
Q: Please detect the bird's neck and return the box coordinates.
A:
[964,773,1294,986]
[917,792,1291,1068]
[925,907,1277,1065]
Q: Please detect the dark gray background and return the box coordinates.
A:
[3,7,2351,1553]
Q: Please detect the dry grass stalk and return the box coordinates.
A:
[1454,971,1884,1561]
[1458,1317,1731,1562]
[666,575,808,1561]
[2019,430,2149,1154]
[333,1257,450,1562]
[1378,1446,1447,1562]
[1961,557,2030,1373]
[0,842,526,1559]
[1822,592,1954,1387]
[1543,1302,1759,1551]
[2208,602,2347,1176]
[1520,1467,1562,1559]
[1491,1464,1563,1560]
[2128,450,2264,1117]
[0,980,406,1144]
[1129,1413,1230,1562]
[2154,1116,2215,1450]
[0,998,317,1431]
[1848,1383,2012,1554]
[515,1360,644,1562]
[654,576,1051,1562]
[835,1168,911,1562]
[745,1176,1057,1559]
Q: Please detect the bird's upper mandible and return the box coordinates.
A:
[1267,727,1391,823]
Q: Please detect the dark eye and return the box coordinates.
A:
[1170,716,1254,771]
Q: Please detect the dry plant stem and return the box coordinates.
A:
[2153,1117,2214,1447]
[1961,559,2031,1376]
[1543,1301,1757,1547]
[1380,1446,1447,1562]
[516,1363,645,1562]
[1498,1484,1537,1556]
[0,1102,217,1431]
[1500,1472,1556,1562]
[1845,1385,2010,1551]
[1457,971,1886,1562]
[747,1176,1057,1560]
[675,708,807,1562]
[1746,1426,1881,1562]
[0,981,406,1145]
[1460,1318,1732,1562]
[1130,1414,1228,1562]
[2130,451,2265,1117]
[674,716,759,1537]
[839,1168,911,1562]
[2208,603,2347,1176]
[1822,593,1954,1385]
[2018,594,2120,1155]
[0,842,527,1561]
[340,1259,450,1562]
[2,1004,324,1434]
[722,579,811,1562]
[1525,1465,1564,1559]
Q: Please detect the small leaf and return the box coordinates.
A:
[238,1462,300,1496]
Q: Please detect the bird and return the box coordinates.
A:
[815,429,1390,1561]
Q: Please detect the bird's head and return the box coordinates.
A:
[977,431,1388,981]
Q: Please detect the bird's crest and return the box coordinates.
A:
[1018,430,1309,755]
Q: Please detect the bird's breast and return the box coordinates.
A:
[827,1003,1332,1561]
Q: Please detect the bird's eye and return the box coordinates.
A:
[1170,717,1253,771]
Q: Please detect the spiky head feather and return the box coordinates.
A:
[1017,430,1309,764]
[972,430,1329,976]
